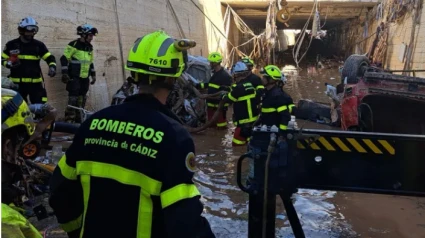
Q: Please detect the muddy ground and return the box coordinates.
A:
[32,60,425,237]
[35,120,425,238]
[192,120,425,238]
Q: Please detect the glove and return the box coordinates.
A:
[220,91,227,99]
[48,67,56,77]
[90,76,96,85]
[6,60,20,69]
[61,74,71,84]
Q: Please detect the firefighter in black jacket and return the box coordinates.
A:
[60,24,98,123]
[1,17,56,104]
[199,52,232,129]
[241,57,264,94]
[221,61,260,146]
[49,30,215,238]
[241,56,265,107]
[256,65,296,131]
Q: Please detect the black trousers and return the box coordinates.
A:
[17,82,47,104]
[64,77,90,122]
[66,77,90,97]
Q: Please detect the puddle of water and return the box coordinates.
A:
[192,115,356,237]
[37,62,424,238]
[282,62,342,104]
[190,60,425,237]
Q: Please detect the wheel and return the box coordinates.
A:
[19,141,41,160]
[341,55,370,84]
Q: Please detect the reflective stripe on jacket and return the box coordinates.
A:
[1,38,56,81]
[49,94,214,238]
[60,40,95,78]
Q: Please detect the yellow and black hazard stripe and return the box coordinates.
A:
[297,136,395,155]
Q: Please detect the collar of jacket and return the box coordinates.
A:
[124,94,184,125]
[239,77,250,84]
[16,37,34,44]
[77,38,93,46]
[213,67,224,74]
[265,85,281,95]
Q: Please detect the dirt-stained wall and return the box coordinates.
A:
[331,0,425,78]
[1,0,225,115]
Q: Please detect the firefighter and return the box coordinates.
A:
[49,30,215,238]
[241,56,265,103]
[255,65,296,131]
[221,61,260,146]
[1,17,56,104]
[198,52,232,129]
[60,24,98,123]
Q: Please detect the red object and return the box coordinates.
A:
[232,127,248,146]
[340,75,425,131]
[207,107,227,129]
[9,49,19,63]
[340,95,359,130]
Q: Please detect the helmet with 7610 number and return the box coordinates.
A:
[125,30,196,81]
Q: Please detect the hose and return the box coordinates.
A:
[262,133,277,238]
[185,99,226,133]
[198,90,227,100]
[177,83,228,133]
[53,122,79,134]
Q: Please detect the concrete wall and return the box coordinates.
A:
[1,0,225,115]
[332,0,425,78]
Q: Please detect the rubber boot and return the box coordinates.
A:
[65,96,78,123]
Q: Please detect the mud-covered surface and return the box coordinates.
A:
[193,117,425,238]
[334,192,425,238]
[32,62,425,238]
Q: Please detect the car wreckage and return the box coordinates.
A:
[295,54,425,135]
[111,55,211,128]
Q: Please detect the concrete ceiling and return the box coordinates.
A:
[221,0,380,29]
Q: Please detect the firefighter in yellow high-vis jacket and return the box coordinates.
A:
[60,24,98,123]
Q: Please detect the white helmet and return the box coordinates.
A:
[18,17,38,33]
[231,61,249,76]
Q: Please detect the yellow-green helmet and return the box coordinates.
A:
[125,30,185,79]
[207,52,223,63]
[241,57,254,66]
[260,65,282,80]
